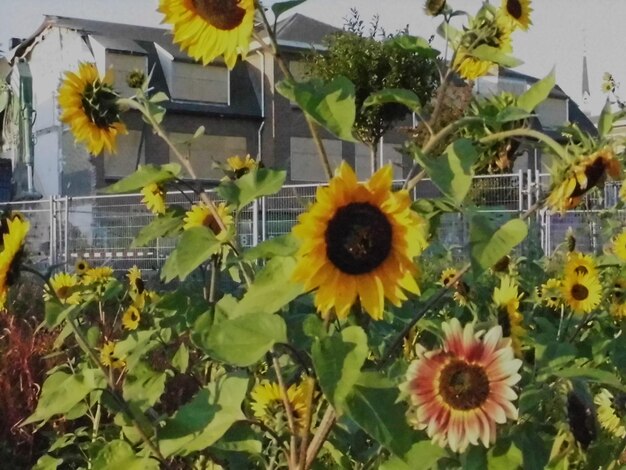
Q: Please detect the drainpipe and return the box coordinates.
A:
[17,61,35,195]
[256,50,265,161]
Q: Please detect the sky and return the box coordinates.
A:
[0,0,621,116]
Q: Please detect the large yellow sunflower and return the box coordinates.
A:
[493,275,526,356]
[100,341,125,369]
[594,389,626,438]
[158,0,256,70]
[58,63,127,156]
[122,305,141,331]
[547,148,621,214]
[561,272,602,314]
[292,162,428,321]
[401,318,522,453]
[250,380,309,432]
[141,183,166,215]
[501,0,532,30]
[564,251,597,278]
[612,231,626,262]
[183,202,233,241]
[43,272,82,305]
[0,216,30,309]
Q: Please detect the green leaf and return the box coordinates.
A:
[381,441,446,469]
[517,70,556,113]
[471,45,523,68]
[92,440,159,470]
[464,446,487,469]
[469,214,528,275]
[211,422,263,454]
[24,369,105,425]
[363,88,422,112]
[387,35,439,58]
[413,139,478,205]
[44,302,77,329]
[513,423,549,470]
[32,455,63,470]
[217,168,286,209]
[172,343,189,373]
[495,107,534,123]
[233,257,304,317]
[312,326,368,413]
[277,76,356,141]
[161,227,221,282]
[158,374,247,457]
[131,207,185,248]
[597,99,614,138]
[487,439,523,470]
[550,367,626,392]
[122,362,167,409]
[196,312,287,367]
[271,0,307,19]
[242,234,299,261]
[102,163,181,194]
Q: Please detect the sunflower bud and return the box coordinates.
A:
[566,229,576,252]
[424,0,446,16]
[126,69,147,89]
[567,390,597,449]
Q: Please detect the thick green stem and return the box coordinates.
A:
[479,128,568,162]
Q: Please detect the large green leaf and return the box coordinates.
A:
[312,326,368,413]
[218,168,286,209]
[363,88,422,112]
[24,369,105,425]
[549,367,626,392]
[161,227,221,282]
[131,207,185,248]
[122,362,167,409]
[277,76,356,141]
[487,439,523,470]
[233,256,304,317]
[32,455,63,470]
[92,440,159,470]
[242,234,299,261]
[102,164,181,194]
[517,71,556,113]
[195,312,287,367]
[414,139,478,205]
[271,0,306,19]
[471,45,523,68]
[380,441,445,469]
[597,99,614,138]
[158,374,247,457]
[387,35,439,58]
[469,214,528,274]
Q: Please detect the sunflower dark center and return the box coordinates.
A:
[57,285,70,299]
[498,308,512,337]
[439,360,490,410]
[569,158,606,198]
[192,0,246,30]
[571,284,589,301]
[506,0,523,20]
[325,202,392,275]
[234,167,250,179]
[202,213,222,234]
[81,81,121,130]
[574,266,589,275]
[133,278,145,295]
[77,262,86,271]
[130,309,139,321]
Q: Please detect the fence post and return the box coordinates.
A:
[261,196,267,242]
[517,169,523,213]
[252,197,259,246]
[64,196,69,266]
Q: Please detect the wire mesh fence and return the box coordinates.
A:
[1,171,623,272]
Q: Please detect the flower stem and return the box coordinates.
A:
[304,405,336,470]
[479,128,569,162]
[271,350,298,468]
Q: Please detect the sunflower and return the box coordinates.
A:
[292,162,428,321]
[127,266,145,295]
[43,272,82,305]
[122,305,141,330]
[183,202,233,241]
[75,258,90,275]
[564,251,597,278]
[610,278,626,319]
[100,341,125,369]
[440,268,469,306]
[562,272,602,314]
[58,62,127,156]
[612,231,626,261]
[594,389,626,438]
[226,154,257,180]
[501,0,532,30]
[158,0,256,70]
[401,318,522,453]
[83,266,114,285]
[425,0,447,16]
[540,278,562,308]
[492,275,526,356]
[250,380,309,432]
[0,216,30,309]
[547,148,621,214]
[141,183,166,215]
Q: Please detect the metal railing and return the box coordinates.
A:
[4,170,623,271]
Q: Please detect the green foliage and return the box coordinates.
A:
[92,440,159,469]
[517,71,556,113]
[469,214,528,274]
[217,168,287,209]
[131,207,185,248]
[161,227,221,282]
[102,163,180,194]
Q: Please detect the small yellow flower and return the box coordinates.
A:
[493,275,526,356]
[594,389,626,438]
[74,258,90,275]
[141,183,166,215]
[44,272,81,305]
[122,305,141,331]
[501,0,532,31]
[0,216,30,309]
[564,252,597,278]
[83,266,114,285]
[610,278,626,319]
[561,272,602,314]
[540,278,562,308]
[250,380,309,432]
[100,341,125,369]
[183,202,233,241]
[613,231,626,262]
[126,266,144,296]
[226,154,257,179]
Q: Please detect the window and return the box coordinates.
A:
[105,52,148,98]
[290,137,343,182]
[104,130,145,178]
[168,132,247,180]
[536,98,568,129]
[170,62,229,104]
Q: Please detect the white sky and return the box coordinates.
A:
[0,0,621,116]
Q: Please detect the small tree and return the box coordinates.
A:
[307,10,440,173]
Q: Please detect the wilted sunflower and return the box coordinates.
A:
[540,278,562,308]
[141,183,166,215]
[401,318,522,453]
[292,162,428,321]
[225,154,257,180]
[158,0,256,69]
[0,216,30,309]
[492,275,526,356]
[250,380,309,432]
[594,389,626,438]
[564,251,597,278]
[44,272,82,305]
[58,62,127,156]
[547,148,621,214]
[100,341,125,369]
[562,272,602,314]
[183,202,233,241]
[74,258,90,275]
[501,0,532,30]
[122,305,141,330]
[612,231,626,261]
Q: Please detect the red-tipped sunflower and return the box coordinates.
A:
[292,162,428,321]
[401,318,522,453]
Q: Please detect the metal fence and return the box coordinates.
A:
[5,171,624,272]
